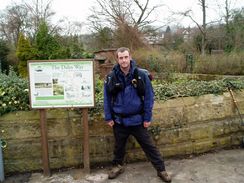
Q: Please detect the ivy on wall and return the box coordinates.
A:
[153,79,244,101]
[1,69,244,116]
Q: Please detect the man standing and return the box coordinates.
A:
[103,47,171,182]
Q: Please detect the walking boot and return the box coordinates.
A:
[157,171,172,182]
[108,164,124,179]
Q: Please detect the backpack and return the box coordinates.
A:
[106,67,153,99]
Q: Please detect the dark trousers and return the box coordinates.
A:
[112,123,166,172]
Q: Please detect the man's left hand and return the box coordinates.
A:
[143,121,151,128]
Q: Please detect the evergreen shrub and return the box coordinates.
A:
[0,68,29,115]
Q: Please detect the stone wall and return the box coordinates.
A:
[0,90,244,174]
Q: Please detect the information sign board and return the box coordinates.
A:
[28,60,95,108]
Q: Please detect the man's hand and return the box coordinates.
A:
[107,120,115,127]
[143,121,151,128]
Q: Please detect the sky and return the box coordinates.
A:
[1,0,244,33]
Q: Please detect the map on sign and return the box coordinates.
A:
[28,60,95,108]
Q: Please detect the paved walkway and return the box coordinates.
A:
[4,148,244,183]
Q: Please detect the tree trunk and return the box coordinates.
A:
[201,0,206,55]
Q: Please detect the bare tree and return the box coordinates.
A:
[88,0,163,49]
[0,0,55,47]
[24,0,55,35]
[222,0,237,51]
[214,0,242,51]
[89,0,162,29]
[0,4,29,46]
[179,0,207,55]
[216,0,239,25]
[224,0,232,27]
[200,0,207,55]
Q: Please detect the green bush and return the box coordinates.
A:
[89,75,104,115]
[0,68,29,115]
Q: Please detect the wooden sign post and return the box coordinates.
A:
[39,109,51,176]
[28,60,95,176]
[82,108,90,173]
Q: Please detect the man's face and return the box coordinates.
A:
[117,50,131,70]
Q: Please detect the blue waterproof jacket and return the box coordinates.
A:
[104,60,154,126]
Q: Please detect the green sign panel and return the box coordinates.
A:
[28,60,95,108]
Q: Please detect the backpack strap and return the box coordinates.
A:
[132,68,146,98]
[106,70,124,96]
[106,67,149,99]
